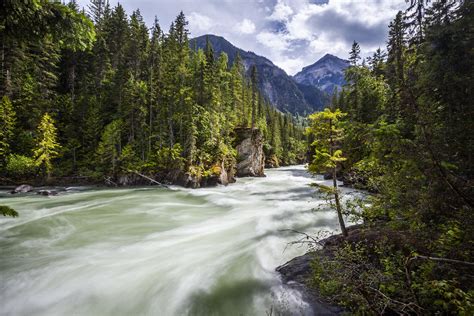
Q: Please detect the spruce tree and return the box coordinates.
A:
[349,41,361,66]
[34,113,61,181]
[0,96,16,165]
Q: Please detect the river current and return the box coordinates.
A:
[0,165,358,316]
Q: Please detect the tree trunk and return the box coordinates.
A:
[329,117,348,237]
[333,166,348,237]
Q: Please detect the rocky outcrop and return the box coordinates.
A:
[277,253,344,316]
[265,154,280,168]
[234,128,265,177]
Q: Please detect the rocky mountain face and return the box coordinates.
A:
[191,35,328,115]
[293,54,349,94]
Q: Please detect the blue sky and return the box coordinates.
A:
[76,0,408,75]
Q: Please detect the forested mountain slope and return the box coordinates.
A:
[191,34,329,114]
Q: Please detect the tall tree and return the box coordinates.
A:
[34,113,61,181]
[0,96,16,164]
[250,65,258,130]
[307,108,348,237]
[349,41,361,66]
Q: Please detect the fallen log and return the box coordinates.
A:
[128,170,168,188]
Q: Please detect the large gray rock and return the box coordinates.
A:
[235,128,265,177]
[11,184,34,194]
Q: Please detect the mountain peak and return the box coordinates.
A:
[293,53,349,94]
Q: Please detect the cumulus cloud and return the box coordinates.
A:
[236,19,256,34]
[188,12,213,32]
[76,0,409,75]
[269,1,294,21]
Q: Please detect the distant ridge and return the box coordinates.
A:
[190,34,329,115]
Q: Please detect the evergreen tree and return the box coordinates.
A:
[250,65,258,130]
[307,108,348,237]
[34,113,61,181]
[349,41,361,66]
[0,96,16,164]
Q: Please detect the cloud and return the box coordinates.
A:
[75,0,409,75]
[269,1,293,21]
[188,12,213,32]
[307,9,388,46]
[236,19,256,34]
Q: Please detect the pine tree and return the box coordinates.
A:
[250,65,258,130]
[96,119,122,174]
[88,0,108,25]
[0,96,16,164]
[349,41,361,66]
[34,113,61,181]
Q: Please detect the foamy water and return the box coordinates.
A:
[0,166,359,315]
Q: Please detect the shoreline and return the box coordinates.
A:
[276,225,367,315]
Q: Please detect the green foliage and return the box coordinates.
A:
[1,3,306,183]
[306,108,347,173]
[0,96,16,163]
[5,154,36,178]
[33,113,61,179]
[1,205,18,217]
[96,119,122,174]
[310,1,474,314]
[154,144,186,170]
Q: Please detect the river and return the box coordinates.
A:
[0,165,359,316]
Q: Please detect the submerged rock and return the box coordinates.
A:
[234,128,265,177]
[37,190,58,196]
[11,184,34,194]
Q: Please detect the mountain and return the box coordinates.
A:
[190,34,328,115]
[293,54,349,94]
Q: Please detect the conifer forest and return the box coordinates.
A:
[1,0,473,315]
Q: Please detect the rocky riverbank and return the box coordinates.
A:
[2,128,267,190]
[276,225,369,315]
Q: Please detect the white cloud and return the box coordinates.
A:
[188,12,213,32]
[75,0,410,75]
[269,1,294,21]
[236,19,256,34]
[256,31,289,51]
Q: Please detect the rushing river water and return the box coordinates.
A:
[0,165,359,316]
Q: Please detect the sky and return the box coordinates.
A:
[77,0,408,75]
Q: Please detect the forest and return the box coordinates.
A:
[0,0,306,186]
[1,0,473,315]
[304,0,474,314]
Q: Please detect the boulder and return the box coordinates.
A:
[11,184,34,194]
[178,172,201,189]
[37,190,58,196]
[234,128,265,177]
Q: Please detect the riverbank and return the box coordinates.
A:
[276,220,474,315]
[275,226,369,315]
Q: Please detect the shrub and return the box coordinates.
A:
[6,154,36,178]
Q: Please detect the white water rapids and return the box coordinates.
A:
[0,165,359,315]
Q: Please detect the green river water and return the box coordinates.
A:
[0,166,358,316]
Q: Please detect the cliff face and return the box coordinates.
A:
[234,128,265,177]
